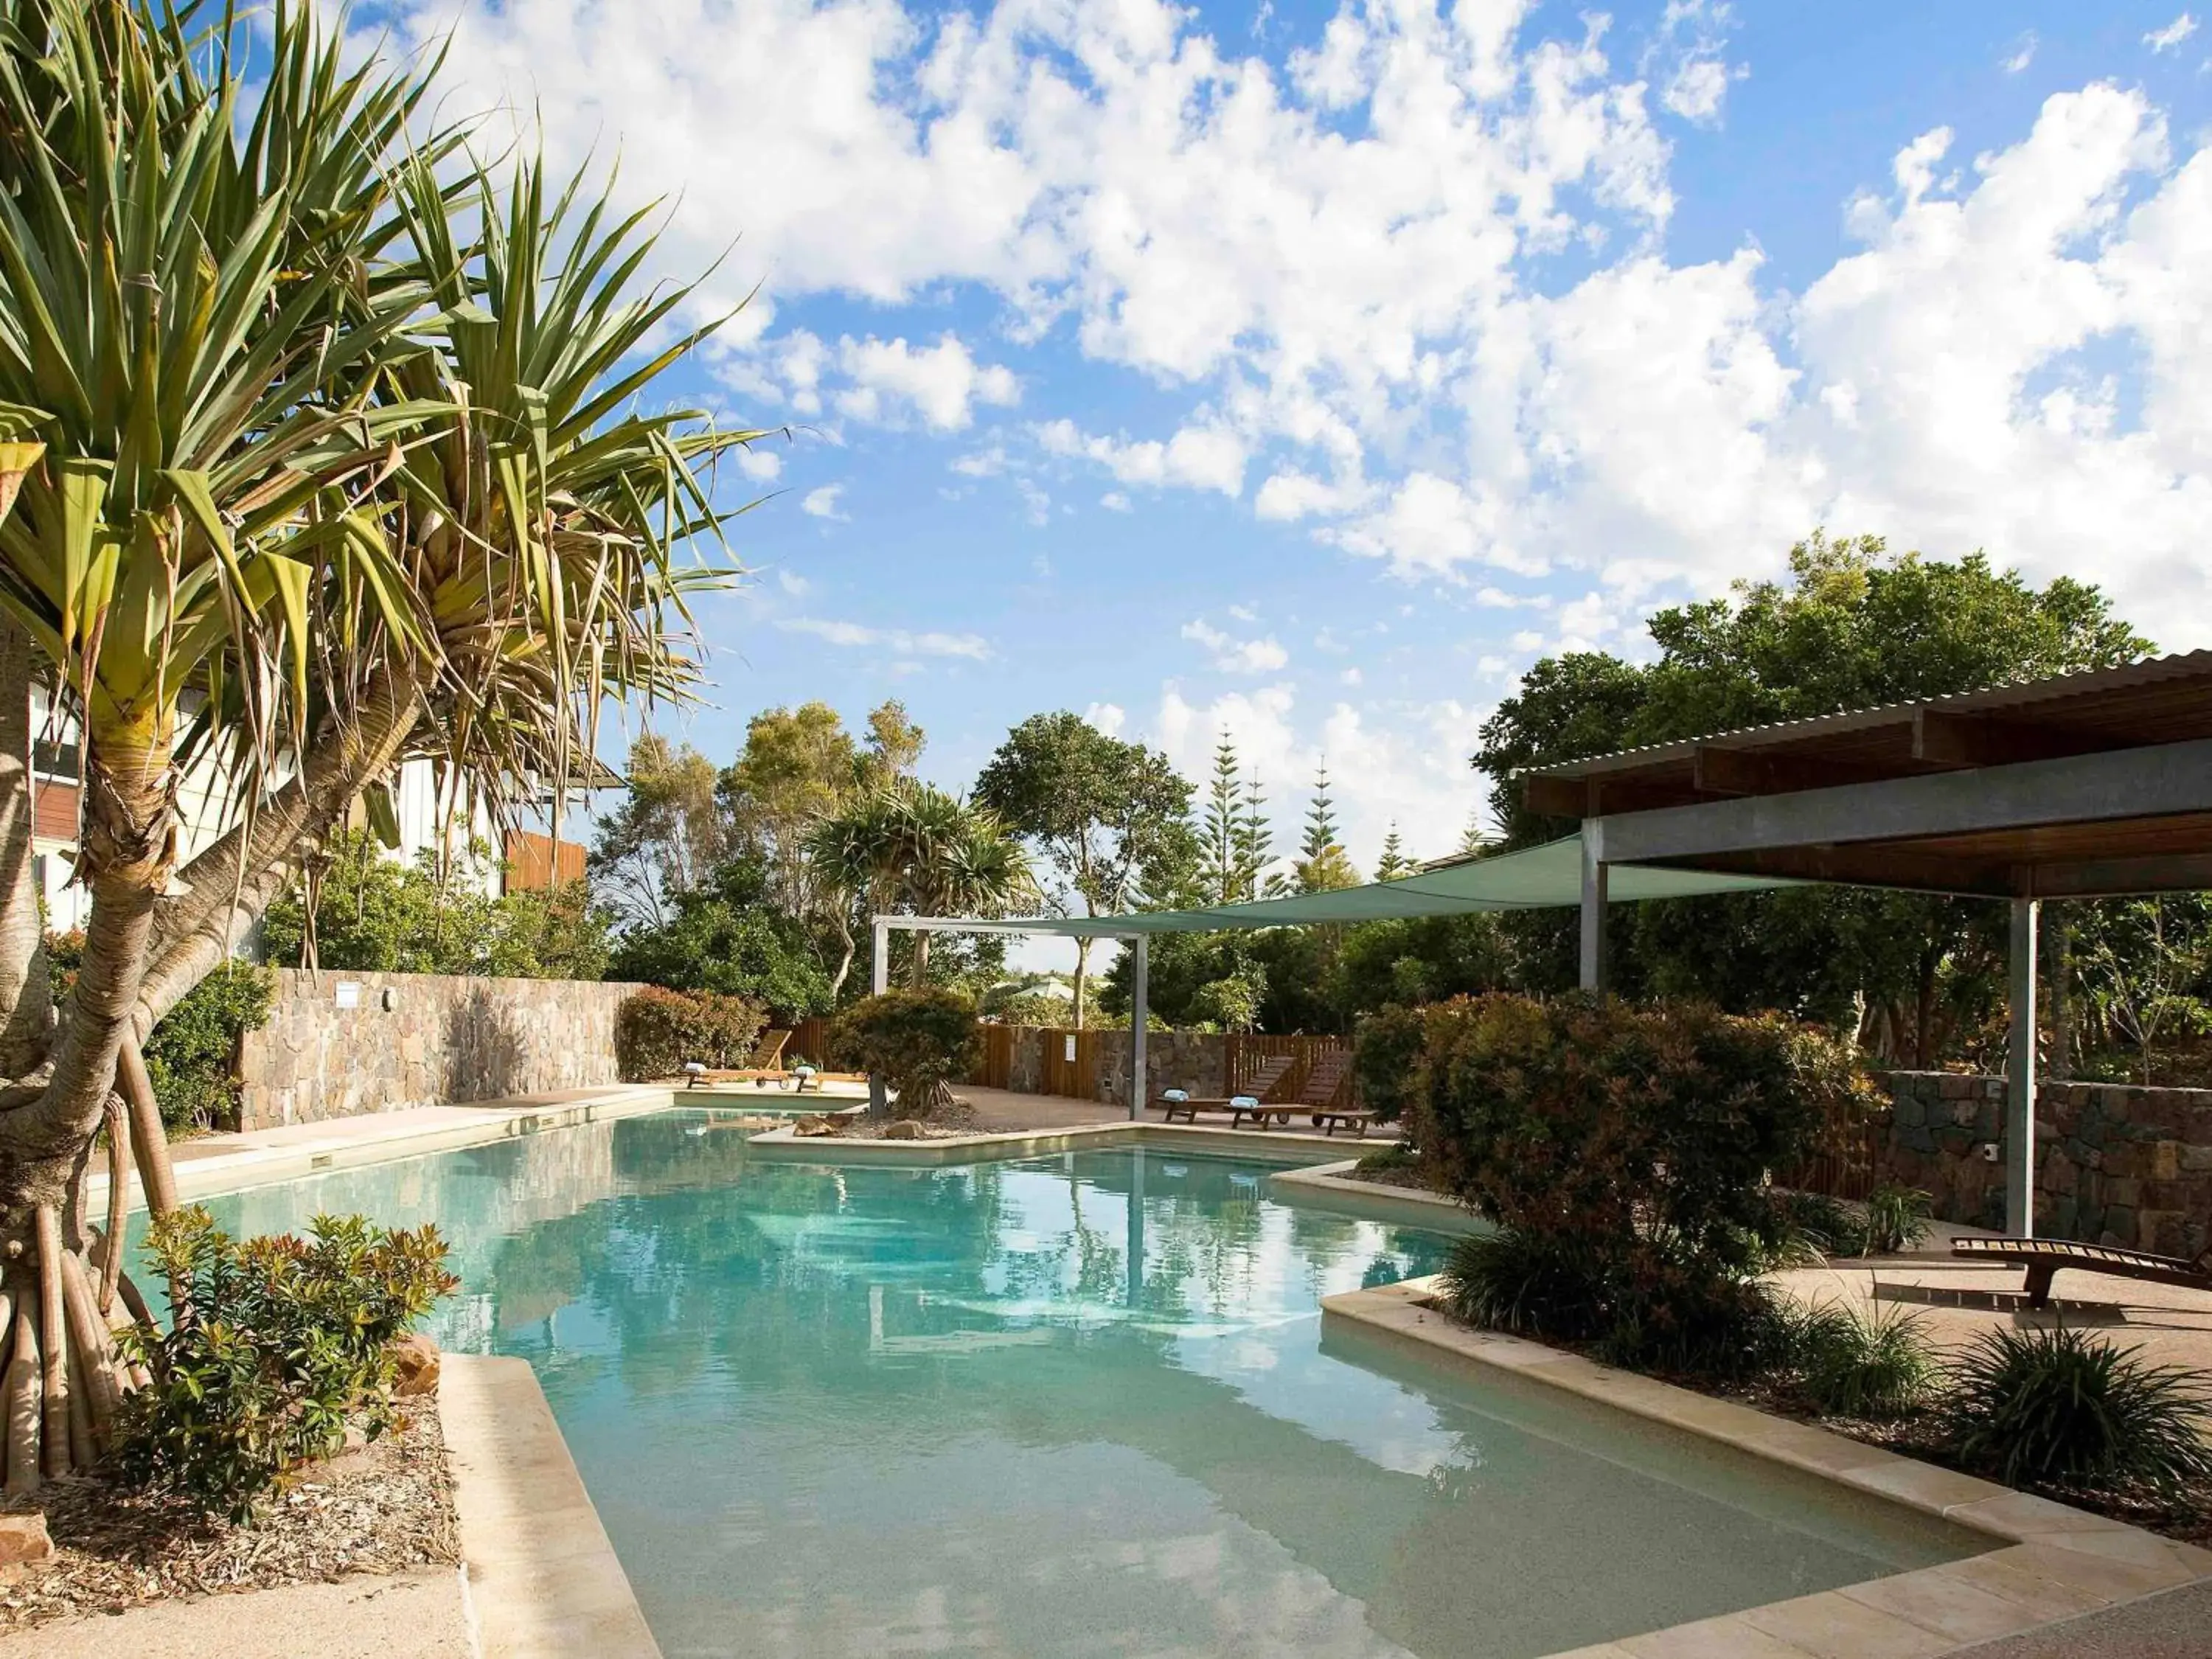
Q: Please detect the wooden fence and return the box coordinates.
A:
[1778,1105,1891,1201]
[975,1024,1015,1090]
[788,1016,830,1067]
[1037,1028,1104,1099]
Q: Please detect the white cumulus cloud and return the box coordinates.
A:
[1180,619,1290,675]
[777,617,990,659]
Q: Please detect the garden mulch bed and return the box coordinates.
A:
[804,1100,989,1140]
[1340,1159,1441,1193]
[1424,1293,2212,1551]
[1700,1371,2212,1548]
[0,1399,459,1630]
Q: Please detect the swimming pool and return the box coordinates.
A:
[163,1112,1986,1658]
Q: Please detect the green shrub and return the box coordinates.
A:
[615,985,767,1080]
[1865,1183,1933,1255]
[830,987,981,1119]
[145,961,274,1133]
[1792,1303,1938,1418]
[1349,1003,1425,1124]
[1767,1190,1870,1260]
[1939,1324,2212,1495]
[115,1207,459,1520]
[1439,1228,1607,1343]
[1399,992,1877,1374]
[1353,1141,1419,1175]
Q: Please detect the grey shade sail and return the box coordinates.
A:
[886,833,1797,939]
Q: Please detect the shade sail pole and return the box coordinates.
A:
[869,918,891,1116]
[1579,826,1609,993]
[1129,933,1149,1122]
[2007,897,2039,1237]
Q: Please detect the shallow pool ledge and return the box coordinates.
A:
[441,1354,662,1659]
[1324,1282,2212,1659]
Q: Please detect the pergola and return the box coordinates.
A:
[1523,650,2212,1236]
[875,651,2212,1239]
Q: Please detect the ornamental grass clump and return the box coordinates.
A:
[1396,992,1879,1377]
[1939,1324,2212,1497]
[114,1208,459,1521]
[1791,1303,1940,1419]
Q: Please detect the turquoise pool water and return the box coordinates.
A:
[162,1113,1981,1658]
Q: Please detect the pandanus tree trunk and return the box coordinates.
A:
[0,625,175,1492]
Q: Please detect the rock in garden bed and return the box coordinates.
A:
[799,1099,988,1140]
[0,1397,459,1630]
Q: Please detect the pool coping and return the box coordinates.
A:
[1324,1277,2212,1659]
[91,1085,684,1210]
[441,1353,661,1659]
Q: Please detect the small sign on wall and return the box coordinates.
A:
[334,980,362,1010]
[1064,1034,1077,1062]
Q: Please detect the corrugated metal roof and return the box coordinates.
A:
[1521,650,2212,780]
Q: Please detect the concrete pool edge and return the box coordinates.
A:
[442,1354,661,1659]
[1323,1279,2212,1659]
[90,1085,684,1210]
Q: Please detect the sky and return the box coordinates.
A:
[351,0,2212,908]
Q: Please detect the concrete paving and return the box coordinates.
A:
[0,1569,471,1658]
[1947,1576,2212,1658]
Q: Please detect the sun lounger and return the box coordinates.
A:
[684,1029,793,1088]
[1229,1051,1355,1130]
[1155,1056,1294,1123]
[1951,1235,2212,1310]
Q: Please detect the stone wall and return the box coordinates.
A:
[1095,1029,1230,1107]
[237,970,644,1130]
[1879,1070,2212,1257]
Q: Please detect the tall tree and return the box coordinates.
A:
[590,736,726,928]
[1375,826,1415,882]
[1236,771,1273,900]
[974,713,1193,1028]
[807,782,1037,987]
[1283,760,1358,894]
[1200,731,1244,903]
[0,0,751,1477]
[1473,535,2152,1054]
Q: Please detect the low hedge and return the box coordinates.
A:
[615,986,768,1080]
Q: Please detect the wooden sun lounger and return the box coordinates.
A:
[1156,1057,1294,1123]
[684,1029,793,1088]
[1951,1235,2212,1310]
[1231,1051,1354,1130]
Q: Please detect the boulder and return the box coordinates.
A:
[393,1332,440,1399]
[0,1512,54,1567]
[878,1120,928,1141]
[793,1114,842,1138]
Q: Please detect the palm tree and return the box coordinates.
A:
[809,781,1038,986]
[0,0,752,1482]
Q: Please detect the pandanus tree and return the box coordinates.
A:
[0,0,753,1488]
[808,782,1039,986]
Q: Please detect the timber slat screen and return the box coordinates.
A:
[1040,1029,1103,1099]
[1779,1100,1889,1201]
[974,1025,1015,1090]
[788,1017,830,1067]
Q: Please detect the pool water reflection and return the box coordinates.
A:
[164,1113,1981,1658]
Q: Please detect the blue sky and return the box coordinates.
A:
[360,0,2212,894]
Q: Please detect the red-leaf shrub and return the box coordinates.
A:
[1393,992,1879,1370]
[616,986,767,1080]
